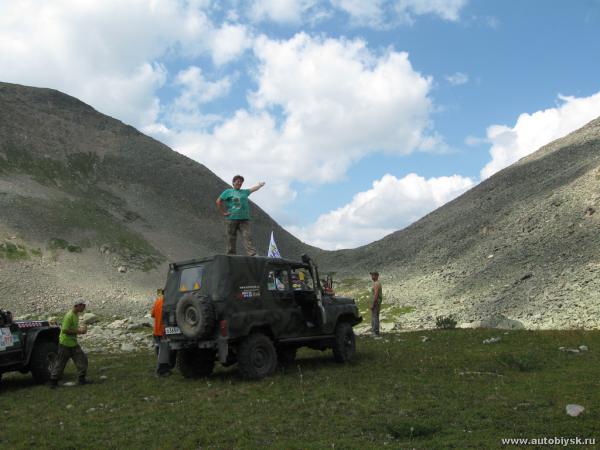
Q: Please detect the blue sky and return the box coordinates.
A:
[2,0,600,249]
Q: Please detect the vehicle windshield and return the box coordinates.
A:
[291,268,314,291]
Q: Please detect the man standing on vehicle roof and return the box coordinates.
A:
[216,175,265,256]
[369,272,383,337]
[49,299,89,388]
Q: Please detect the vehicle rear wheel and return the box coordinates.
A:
[30,341,58,383]
[176,294,215,339]
[177,348,215,378]
[238,333,277,379]
[332,322,355,363]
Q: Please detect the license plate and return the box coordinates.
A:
[165,326,181,335]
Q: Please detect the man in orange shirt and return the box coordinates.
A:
[151,288,165,355]
[151,288,172,376]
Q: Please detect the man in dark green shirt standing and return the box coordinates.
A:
[49,299,89,388]
[216,174,266,256]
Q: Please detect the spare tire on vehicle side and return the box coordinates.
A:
[176,293,215,339]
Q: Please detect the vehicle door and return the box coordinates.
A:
[262,265,305,337]
[290,267,321,331]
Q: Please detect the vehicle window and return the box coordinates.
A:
[267,269,289,292]
[291,268,314,291]
[179,266,203,292]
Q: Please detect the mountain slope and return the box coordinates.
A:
[0,82,320,314]
[321,117,600,329]
[2,81,599,330]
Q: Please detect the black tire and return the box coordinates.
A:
[332,322,355,363]
[176,293,215,339]
[177,348,215,378]
[238,333,277,379]
[29,341,59,383]
[276,346,297,366]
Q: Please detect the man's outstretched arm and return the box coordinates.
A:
[249,181,266,193]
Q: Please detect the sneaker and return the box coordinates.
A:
[48,379,58,389]
[78,377,92,385]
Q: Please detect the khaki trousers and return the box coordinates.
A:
[50,344,88,380]
[226,220,257,256]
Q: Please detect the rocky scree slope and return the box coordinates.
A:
[321,117,600,330]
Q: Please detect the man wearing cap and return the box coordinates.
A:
[216,175,265,256]
[369,272,383,336]
[49,300,89,388]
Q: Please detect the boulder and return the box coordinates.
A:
[82,313,99,325]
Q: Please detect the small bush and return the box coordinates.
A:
[0,241,28,260]
[435,315,457,329]
[48,238,69,250]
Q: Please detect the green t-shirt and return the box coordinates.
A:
[59,310,79,347]
[219,188,251,220]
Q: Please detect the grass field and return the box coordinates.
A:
[1,329,598,449]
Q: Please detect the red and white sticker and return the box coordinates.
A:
[1,327,14,349]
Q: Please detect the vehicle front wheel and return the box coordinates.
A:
[177,348,215,378]
[29,341,58,383]
[332,322,355,363]
[238,333,277,379]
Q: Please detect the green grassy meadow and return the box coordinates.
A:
[1,329,598,449]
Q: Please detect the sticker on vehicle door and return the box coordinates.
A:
[239,285,260,300]
[1,327,14,348]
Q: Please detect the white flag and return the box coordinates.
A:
[267,231,281,258]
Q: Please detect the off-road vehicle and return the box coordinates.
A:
[162,254,362,379]
[0,309,60,384]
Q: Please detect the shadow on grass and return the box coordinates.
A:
[385,420,441,440]
[0,374,41,393]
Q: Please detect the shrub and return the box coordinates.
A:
[435,315,457,329]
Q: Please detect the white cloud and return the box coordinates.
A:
[445,72,469,85]
[208,23,253,65]
[329,0,468,27]
[247,0,320,24]
[395,0,467,23]
[0,0,249,128]
[330,0,385,26]
[289,173,475,249]
[481,92,600,179]
[165,33,438,213]
[173,66,232,108]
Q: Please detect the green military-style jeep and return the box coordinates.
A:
[0,309,60,385]
[162,254,362,379]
